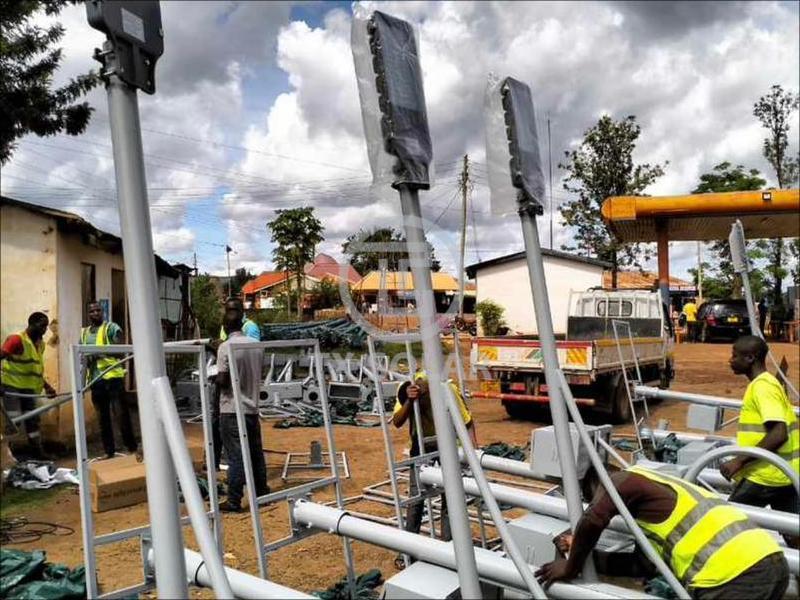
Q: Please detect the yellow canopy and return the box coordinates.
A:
[353,271,460,292]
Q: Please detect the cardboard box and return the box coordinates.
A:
[187,437,206,472]
[89,454,147,513]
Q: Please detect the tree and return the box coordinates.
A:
[475,299,507,336]
[559,115,666,286]
[342,226,441,276]
[191,274,222,338]
[309,278,343,311]
[0,1,99,164]
[753,85,799,305]
[267,207,324,318]
[788,238,800,289]
[691,162,766,298]
[229,267,254,297]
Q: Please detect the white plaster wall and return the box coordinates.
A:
[0,205,59,385]
[475,256,604,335]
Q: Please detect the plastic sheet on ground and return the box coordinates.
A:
[5,462,78,490]
[0,549,85,600]
[261,319,368,350]
[481,442,526,461]
[313,568,383,600]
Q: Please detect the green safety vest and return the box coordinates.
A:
[81,322,126,380]
[1,331,45,394]
[219,318,257,341]
[628,466,781,589]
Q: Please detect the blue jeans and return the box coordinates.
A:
[220,414,268,507]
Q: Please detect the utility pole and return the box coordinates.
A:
[697,241,703,302]
[547,116,554,250]
[192,251,198,277]
[458,154,468,317]
[225,245,232,299]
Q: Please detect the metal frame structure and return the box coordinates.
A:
[70,343,222,599]
[226,338,356,591]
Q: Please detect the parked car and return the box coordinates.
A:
[696,299,750,342]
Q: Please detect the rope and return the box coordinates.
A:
[0,517,75,544]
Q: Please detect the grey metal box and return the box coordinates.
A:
[686,404,723,432]
[384,562,502,599]
[531,423,611,479]
[677,441,718,467]
[506,513,569,565]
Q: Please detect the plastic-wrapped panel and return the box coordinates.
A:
[351,9,432,190]
[484,75,545,214]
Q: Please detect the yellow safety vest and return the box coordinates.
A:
[628,466,781,589]
[736,372,800,487]
[81,322,126,380]
[1,331,45,394]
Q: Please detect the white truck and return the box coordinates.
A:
[471,289,674,422]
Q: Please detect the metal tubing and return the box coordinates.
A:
[366,337,407,546]
[106,73,187,597]
[633,459,732,491]
[196,353,224,551]
[639,427,734,445]
[152,377,233,599]
[635,386,800,416]
[442,386,547,598]
[157,549,312,599]
[399,185,481,597]
[518,207,591,572]
[420,466,800,547]
[683,445,800,493]
[292,500,655,599]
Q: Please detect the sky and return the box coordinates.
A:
[2,0,798,284]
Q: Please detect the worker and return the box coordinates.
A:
[81,301,137,459]
[536,464,789,600]
[210,297,260,470]
[392,371,477,564]
[1,312,56,458]
[219,297,260,342]
[216,311,268,512]
[682,297,698,342]
[722,335,799,545]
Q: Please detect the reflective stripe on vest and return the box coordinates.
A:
[627,466,781,589]
[736,374,800,487]
[1,331,45,394]
[81,323,126,380]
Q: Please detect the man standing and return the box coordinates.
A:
[81,301,137,459]
[721,335,799,545]
[216,312,268,512]
[1,312,56,458]
[682,297,698,342]
[536,465,789,599]
[392,372,477,541]
[219,297,260,342]
[757,298,768,335]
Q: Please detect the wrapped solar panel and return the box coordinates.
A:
[351,8,433,191]
[484,74,546,215]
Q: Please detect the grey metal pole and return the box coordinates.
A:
[635,385,800,416]
[399,186,482,598]
[105,73,188,597]
[518,207,590,562]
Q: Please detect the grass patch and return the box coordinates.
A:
[0,486,69,519]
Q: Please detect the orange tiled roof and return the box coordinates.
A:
[241,272,293,295]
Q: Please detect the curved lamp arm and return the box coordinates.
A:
[684,446,799,494]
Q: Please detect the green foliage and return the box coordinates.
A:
[476,299,507,336]
[228,267,254,297]
[789,238,800,288]
[247,309,294,325]
[691,162,766,298]
[0,0,100,164]
[267,207,324,318]
[190,274,221,337]
[754,85,799,304]
[309,278,343,310]
[341,226,441,275]
[559,115,666,282]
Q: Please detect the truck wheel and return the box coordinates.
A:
[611,375,632,423]
[504,401,528,420]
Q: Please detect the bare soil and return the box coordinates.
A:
[2,341,798,595]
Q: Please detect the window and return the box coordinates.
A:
[81,263,96,325]
[596,299,633,317]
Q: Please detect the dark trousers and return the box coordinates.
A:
[691,552,789,600]
[91,378,136,457]
[2,386,41,440]
[220,413,268,507]
[728,478,799,546]
[212,382,223,469]
[687,322,698,342]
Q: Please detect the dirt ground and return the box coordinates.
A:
[2,341,798,596]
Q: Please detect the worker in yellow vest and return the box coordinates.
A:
[81,301,137,459]
[536,465,789,599]
[682,298,698,342]
[722,335,799,545]
[1,312,56,458]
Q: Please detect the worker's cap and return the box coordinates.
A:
[413,371,428,382]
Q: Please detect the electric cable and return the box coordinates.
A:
[0,516,75,544]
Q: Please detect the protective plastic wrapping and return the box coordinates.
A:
[484,74,546,215]
[351,8,433,190]
[728,220,750,272]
